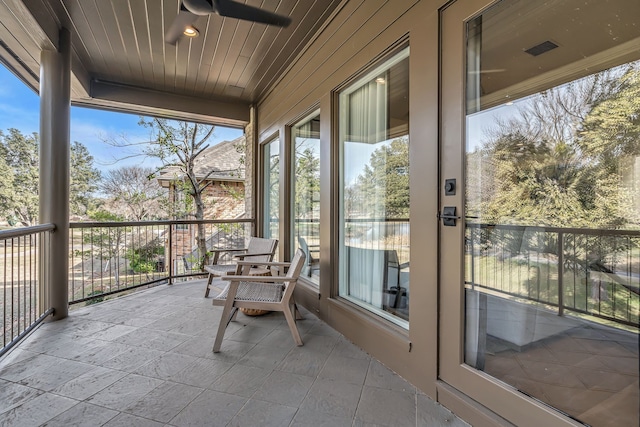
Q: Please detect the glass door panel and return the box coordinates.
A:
[441,0,639,425]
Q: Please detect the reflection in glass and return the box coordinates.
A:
[263,139,279,246]
[464,1,639,425]
[339,47,410,326]
[292,113,321,284]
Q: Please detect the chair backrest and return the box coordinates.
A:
[286,248,307,279]
[279,249,306,302]
[245,237,278,262]
[297,237,311,264]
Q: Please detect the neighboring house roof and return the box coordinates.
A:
[156,136,245,187]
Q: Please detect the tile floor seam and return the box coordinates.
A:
[350,361,371,426]
[123,383,207,425]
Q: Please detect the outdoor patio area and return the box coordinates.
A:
[0,279,468,427]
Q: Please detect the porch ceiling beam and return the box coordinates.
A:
[88,80,250,127]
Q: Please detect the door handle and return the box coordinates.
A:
[438,206,460,226]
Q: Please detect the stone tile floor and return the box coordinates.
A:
[0,279,469,427]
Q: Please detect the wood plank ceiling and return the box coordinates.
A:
[0,0,343,125]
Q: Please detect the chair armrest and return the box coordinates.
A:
[220,275,297,282]
[235,260,292,267]
[209,248,248,253]
[233,252,275,259]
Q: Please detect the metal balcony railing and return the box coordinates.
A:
[0,224,55,357]
[466,222,640,328]
[68,219,254,305]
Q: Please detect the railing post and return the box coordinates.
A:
[470,229,475,290]
[557,231,564,317]
[168,223,173,285]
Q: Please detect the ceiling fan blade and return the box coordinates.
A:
[165,6,199,45]
[214,0,291,27]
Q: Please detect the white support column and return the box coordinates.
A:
[39,28,71,320]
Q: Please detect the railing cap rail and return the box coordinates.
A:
[70,218,254,228]
[0,223,55,240]
[466,221,640,237]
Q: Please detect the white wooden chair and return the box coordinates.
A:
[204,237,278,297]
[211,249,306,352]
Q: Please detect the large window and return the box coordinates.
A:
[263,138,280,243]
[462,1,639,425]
[338,47,410,326]
[291,113,321,284]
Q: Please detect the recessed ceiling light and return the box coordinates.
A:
[183,25,199,37]
[375,77,386,84]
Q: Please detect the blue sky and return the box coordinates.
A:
[0,64,243,171]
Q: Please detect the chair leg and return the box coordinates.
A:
[230,307,239,322]
[283,305,303,346]
[205,274,214,297]
[294,303,304,320]
[213,300,235,353]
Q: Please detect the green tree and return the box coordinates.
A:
[476,64,640,229]
[71,141,101,216]
[351,137,410,218]
[578,67,640,228]
[0,128,100,225]
[0,129,39,226]
[294,146,320,219]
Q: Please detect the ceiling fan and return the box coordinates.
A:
[165,0,292,45]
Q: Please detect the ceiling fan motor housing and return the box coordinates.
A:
[183,0,214,16]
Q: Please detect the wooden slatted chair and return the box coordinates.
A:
[204,237,278,297]
[211,248,306,352]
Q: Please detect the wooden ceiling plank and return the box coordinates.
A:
[127,0,155,88]
[234,0,299,98]
[172,28,194,92]
[193,13,223,95]
[230,22,266,89]
[61,0,109,75]
[80,0,126,83]
[138,0,166,90]
[212,17,253,97]
[200,17,238,97]
[182,14,209,95]
[106,1,145,87]
[162,0,179,91]
[214,0,276,97]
